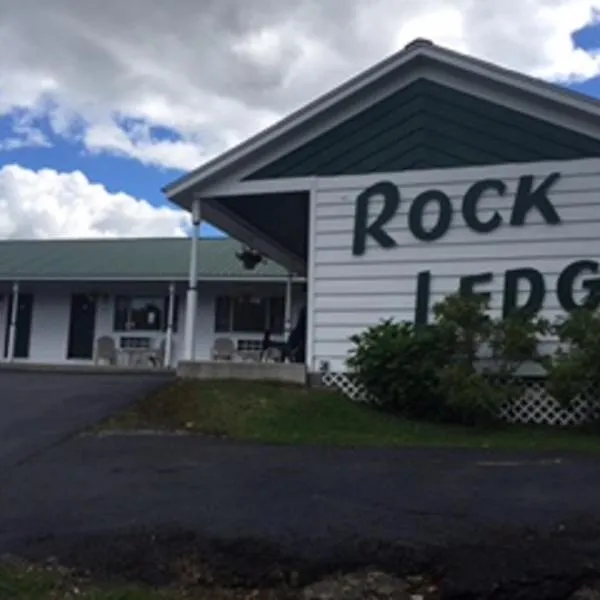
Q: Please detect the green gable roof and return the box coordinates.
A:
[246,80,600,179]
[0,237,290,281]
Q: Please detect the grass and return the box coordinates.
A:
[0,559,297,599]
[98,379,600,454]
[0,561,172,599]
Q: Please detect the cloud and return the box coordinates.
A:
[1,0,600,170]
[0,164,189,238]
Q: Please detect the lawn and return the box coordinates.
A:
[98,379,600,454]
[0,560,170,600]
[0,559,293,599]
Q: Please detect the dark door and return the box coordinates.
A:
[3,293,34,359]
[66,294,97,359]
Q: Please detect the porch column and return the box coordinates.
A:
[7,281,19,362]
[284,271,293,338]
[183,197,201,361]
[164,282,176,367]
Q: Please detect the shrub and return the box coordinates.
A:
[439,363,505,426]
[544,307,600,408]
[433,293,492,370]
[346,319,454,421]
[432,294,547,425]
[348,294,546,426]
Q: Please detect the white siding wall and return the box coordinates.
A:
[309,158,600,372]
[0,280,304,365]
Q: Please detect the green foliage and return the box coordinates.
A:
[488,313,550,379]
[433,293,492,369]
[434,294,547,424]
[346,319,454,421]
[348,293,546,426]
[544,307,600,408]
[439,364,505,426]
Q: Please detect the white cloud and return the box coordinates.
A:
[0,164,189,239]
[0,1,600,170]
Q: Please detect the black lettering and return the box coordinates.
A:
[408,190,452,241]
[459,272,493,304]
[503,268,545,318]
[583,278,600,310]
[462,179,505,233]
[557,260,599,311]
[352,181,399,256]
[414,271,431,326]
[510,172,561,226]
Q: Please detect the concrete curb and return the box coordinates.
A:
[0,363,174,376]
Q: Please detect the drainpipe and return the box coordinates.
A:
[164,282,176,367]
[7,281,19,362]
[183,197,201,361]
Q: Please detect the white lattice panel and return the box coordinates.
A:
[498,380,600,426]
[321,372,600,426]
[321,371,372,404]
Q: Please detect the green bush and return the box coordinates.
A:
[433,293,492,369]
[544,307,600,408]
[348,294,546,426]
[439,364,505,426]
[346,319,454,421]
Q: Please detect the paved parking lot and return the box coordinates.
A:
[0,369,172,471]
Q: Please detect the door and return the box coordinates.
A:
[66,294,97,359]
[3,293,34,359]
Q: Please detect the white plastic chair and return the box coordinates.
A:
[95,336,116,365]
[211,337,235,361]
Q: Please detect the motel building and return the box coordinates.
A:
[2,38,600,415]
[0,238,305,368]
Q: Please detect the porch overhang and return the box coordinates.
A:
[170,180,311,276]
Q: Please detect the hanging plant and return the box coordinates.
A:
[236,247,265,270]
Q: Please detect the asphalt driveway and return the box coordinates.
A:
[2,371,600,594]
[0,370,172,471]
[3,436,600,557]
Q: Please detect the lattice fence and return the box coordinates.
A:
[321,371,600,426]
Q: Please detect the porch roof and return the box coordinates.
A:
[164,39,600,274]
[0,237,293,282]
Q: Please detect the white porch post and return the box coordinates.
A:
[164,282,176,367]
[284,271,293,338]
[183,197,201,361]
[7,281,19,362]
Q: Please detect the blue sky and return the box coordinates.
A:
[1,3,600,241]
[570,21,600,96]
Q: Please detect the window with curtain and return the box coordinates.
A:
[214,295,285,334]
[114,295,179,332]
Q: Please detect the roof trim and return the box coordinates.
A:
[164,38,600,199]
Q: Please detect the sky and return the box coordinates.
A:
[1,0,600,240]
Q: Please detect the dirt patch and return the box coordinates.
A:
[10,523,600,599]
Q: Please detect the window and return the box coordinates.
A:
[237,339,263,352]
[114,295,179,332]
[214,295,285,334]
[119,336,152,349]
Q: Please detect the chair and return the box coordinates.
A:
[238,349,261,362]
[211,337,235,361]
[262,346,282,363]
[148,338,168,368]
[95,335,116,365]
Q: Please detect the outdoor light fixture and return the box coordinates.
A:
[235,246,265,270]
